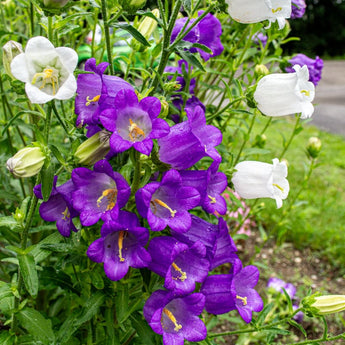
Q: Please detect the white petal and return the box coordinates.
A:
[300,102,314,119]
[10,54,30,82]
[55,74,77,100]
[227,0,271,23]
[55,47,78,72]
[25,36,55,55]
[25,83,54,104]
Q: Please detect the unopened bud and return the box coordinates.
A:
[255,64,269,77]
[43,0,70,8]
[75,131,111,166]
[2,41,23,79]
[7,146,46,178]
[306,137,321,159]
[119,0,146,13]
[303,294,345,316]
[160,99,169,118]
[253,134,267,148]
[163,81,181,93]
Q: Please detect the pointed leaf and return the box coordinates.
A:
[113,23,150,47]
[40,163,55,202]
[17,253,38,297]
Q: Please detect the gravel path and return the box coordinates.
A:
[312,60,345,137]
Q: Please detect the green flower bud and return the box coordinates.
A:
[303,294,345,316]
[255,64,269,78]
[253,134,267,148]
[75,130,111,166]
[306,137,322,159]
[119,0,146,13]
[2,40,23,79]
[43,0,70,8]
[160,99,169,118]
[6,146,46,178]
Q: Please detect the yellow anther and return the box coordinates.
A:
[118,231,126,262]
[61,207,70,221]
[97,188,118,211]
[273,183,284,192]
[85,95,101,106]
[272,7,282,13]
[152,198,177,218]
[31,67,59,95]
[208,195,217,204]
[162,308,182,332]
[128,118,145,142]
[236,295,248,306]
[171,262,187,282]
[300,90,310,97]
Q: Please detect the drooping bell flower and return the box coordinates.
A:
[75,58,134,127]
[232,158,289,209]
[254,65,315,119]
[286,54,323,86]
[147,236,210,295]
[10,36,78,104]
[165,60,195,94]
[72,159,131,226]
[170,95,205,124]
[226,0,292,30]
[267,277,297,299]
[34,177,79,237]
[100,89,170,156]
[171,11,224,61]
[87,211,151,281]
[135,169,200,233]
[143,290,207,345]
[158,106,222,170]
[252,32,268,48]
[291,0,306,19]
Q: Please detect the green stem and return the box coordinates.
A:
[207,96,247,123]
[52,101,69,136]
[101,0,114,75]
[279,115,301,160]
[284,333,345,345]
[48,15,53,43]
[29,2,34,36]
[131,150,141,195]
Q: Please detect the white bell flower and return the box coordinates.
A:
[254,65,315,119]
[232,158,289,208]
[226,0,292,29]
[10,36,78,104]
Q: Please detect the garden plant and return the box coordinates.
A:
[0,0,345,344]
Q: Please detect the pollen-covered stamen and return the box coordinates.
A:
[162,308,182,332]
[236,295,248,306]
[208,195,216,204]
[300,89,311,97]
[171,262,187,281]
[118,231,126,262]
[97,188,118,210]
[152,198,177,218]
[61,207,70,221]
[273,183,284,192]
[128,118,145,142]
[85,95,100,106]
[32,67,59,95]
[272,7,282,13]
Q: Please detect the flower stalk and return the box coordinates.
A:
[101,0,114,75]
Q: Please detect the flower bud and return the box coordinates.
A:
[2,41,23,79]
[75,131,111,166]
[306,137,321,159]
[119,0,146,13]
[303,294,345,316]
[43,0,70,8]
[254,64,269,78]
[7,146,46,178]
[160,99,169,118]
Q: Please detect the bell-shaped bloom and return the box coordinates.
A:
[75,58,134,127]
[226,0,292,29]
[72,159,131,226]
[34,177,79,237]
[171,11,224,61]
[232,158,289,208]
[10,36,77,103]
[291,0,306,19]
[286,54,323,86]
[201,264,263,323]
[147,236,210,295]
[158,106,222,170]
[135,169,200,233]
[143,290,207,345]
[254,65,315,119]
[165,60,195,93]
[87,211,151,281]
[267,277,296,299]
[100,89,170,156]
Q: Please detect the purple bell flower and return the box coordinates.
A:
[158,106,222,170]
[75,58,134,127]
[34,177,79,237]
[87,211,151,281]
[147,236,210,295]
[286,54,324,86]
[267,277,297,299]
[291,0,306,19]
[135,169,200,233]
[171,11,224,61]
[171,95,205,124]
[252,32,268,48]
[100,89,170,156]
[72,159,131,226]
[143,290,207,345]
[165,60,195,93]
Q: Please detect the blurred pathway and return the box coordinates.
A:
[312,60,345,137]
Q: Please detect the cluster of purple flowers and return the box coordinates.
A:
[33,11,263,345]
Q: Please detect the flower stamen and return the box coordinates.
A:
[32,67,59,95]
[118,231,126,262]
[162,308,182,332]
[97,188,118,210]
[85,95,101,106]
[128,118,145,142]
[61,207,70,221]
[236,295,248,306]
[300,89,310,97]
[152,198,177,218]
[171,262,187,281]
[208,195,216,204]
[272,7,282,13]
[273,183,284,192]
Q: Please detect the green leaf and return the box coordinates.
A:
[31,232,63,263]
[17,307,55,344]
[0,284,13,301]
[0,332,15,345]
[39,267,78,294]
[112,23,150,47]
[256,302,274,325]
[17,253,38,297]
[130,312,157,345]
[182,0,191,12]
[2,110,45,135]
[288,319,307,338]
[0,216,21,232]
[191,42,212,54]
[49,144,66,165]
[40,163,55,201]
[175,48,205,72]
[115,283,129,323]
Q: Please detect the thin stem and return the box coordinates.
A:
[279,115,301,160]
[29,2,34,36]
[157,0,167,30]
[284,332,345,345]
[101,0,114,75]
[131,150,141,195]
[52,101,69,135]
[48,15,53,43]
[207,96,247,123]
